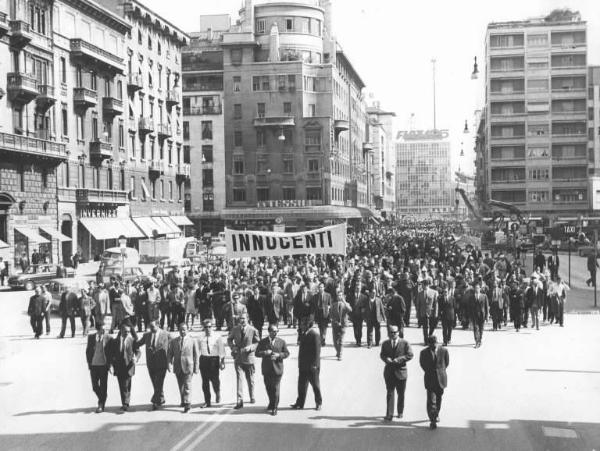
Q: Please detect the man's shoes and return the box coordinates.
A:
[183,405,190,413]
[315,404,322,411]
[430,421,437,430]
[270,409,277,416]
[151,404,158,411]
[290,404,303,410]
[367,344,371,349]
[473,344,478,349]
[95,406,104,413]
[249,398,256,404]
[397,413,403,419]
[234,403,243,410]
[201,402,211,408]
[179,402,185,407]
[216,393,221,404]
[120,405,128,412]
[384,416,393,422]
[436,416,440,422]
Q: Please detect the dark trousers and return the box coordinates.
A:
[332,324,345,358]
[385,378,407,418]
[522,307,529,327]
[116,372,132,406]
[530,306,539,329]
[250,316,264,339]
[136,310,148,332]
[264,375,282,410]
[43,311,51,333]
[59,315,76,337]
[352,314,363,345]
[403,299,412,327]
[556,300,564,326]
[366,319,381,346]
[214,304,225,329]
[441,319,453,344]
[90,365,108,407]
[30,315,43,337]
[317,318,328,345]
[148,367,167,405]
[169,306,184,332]
[200,356,221,404]
[296,367,322,407]
[512,307,522,330]
[421,316,437,343]
[426,388,444,423]
[473,318,484,344]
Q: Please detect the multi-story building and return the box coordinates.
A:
[183,15,228,236]
[480,10,589,223]
[209,0,373,232]
[395,130,453,217]
[367,101,395,220]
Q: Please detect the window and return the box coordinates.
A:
[61,104,68,136]
[17,165,24,191]
[76,114,84,140]
[233,76,241,92]
[256,19,266,33]
[252,76,270,91]
[308,104,316,117]
[306,187,322,201]
[283,102,292,114]
[203,169,213,187]
[92,167,99,189]
[168,181,173,200]
[233,188,246,202]
[528,147,549,158]
[256,129,265,147]
[256,159,268,174]
[528,34,548,47]
[283,159,294,173]
[130,134,136,158]
[120,169,125,190]
[41,168,47,188]
[202,145,213,163]
[107,168,113,189]
[159,180,164,199]
[231,49,242,65]
[118,124,124,148]
[151,179,156,199]
[138,30,143,45]
[234,131,243,147]
[234,104,242,119]
[90,72,97,91]
[527,79,548,92]
[283,187,295,200]
[140,139,146,160]
[117,80,123,100]
[183,121,190,140]
[78,164,85,188]
[203,193,214,211]
[278,75,287,91]
[528,123,548,136]
[60,57,66,83]
[529,191,549,202]
[528,168,549,180]
[233,157,244,174]
[257,188,269,201]
[308,159,319,172]
[257,103,266,117]
[285,18,294,31]
[305,132,321,146]
[288,75,296,91]
[201,121,213,140]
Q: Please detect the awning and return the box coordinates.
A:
[14,227,50,244]
[0,239,8,249]
[170,215,193,226]
[132,217,163,237]
[40,227,72,242]
[140,179,151,200]
[150,217,175,235]
[153,216,181,235]
[80,218,145,240]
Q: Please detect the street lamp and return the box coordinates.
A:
[278,128,285,141]
[471,56,479,80]
[463,119,469,134]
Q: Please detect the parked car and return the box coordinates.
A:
[160,257,193,273]
[8,264,75,291]
[100,247,140,268]
[97,265,155,285]
[48,279,84,312]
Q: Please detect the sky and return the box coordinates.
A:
[145,0,600,175]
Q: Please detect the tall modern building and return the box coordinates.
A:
[395,130,453,217]
[478,9,590,222]
[184,0,374,232]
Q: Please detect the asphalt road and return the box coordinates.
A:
[0,287,599,451]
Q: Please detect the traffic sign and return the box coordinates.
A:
[563,225,576,236]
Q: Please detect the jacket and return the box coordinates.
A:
[28,294,45,317]
[110,334,139,377]
[380,338,413,381]
[329,299,352,327]
[138,329,170,370]
[419,345,449,391]
[85,333,113,369]
[255,336,290,377]
[298,327,321,370]
[227,324,260,365]
[416,287,438,318]
[167,335,199,375]
[360,296,387,323]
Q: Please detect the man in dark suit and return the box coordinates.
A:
[58,287,79,338]
[167,322,199,412]
[439,284,456,346]
[313,282,332,346]
[385,287,406,332]
[110,323,139,411]
[470,283,488,348]
[525,277,544,330]
[136,320,170,410]
[28,286,45,339]
[380,325,413,421]
[291,317,322,410]
[361,289,386,348]
[255,324,290,415]
[85,322,113,413]
[330,288,352,360]
[419,335,449,430]
[416,280,439,345]
[227,313,260,409]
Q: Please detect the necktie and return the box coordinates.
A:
[152,333,156,348]
[207,336,211,355]
[120,338,124,353]
[241,327,246,344]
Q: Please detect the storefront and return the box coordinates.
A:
[78,217,145,262]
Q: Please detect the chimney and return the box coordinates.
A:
[268,23,280,62]
[242,0,254,33]
[320,0,333,37]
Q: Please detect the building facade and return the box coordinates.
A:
[367,101,395,219]
[395,130,453,217]
[479,10,589,222]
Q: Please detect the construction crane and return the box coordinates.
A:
[455,187,525,231]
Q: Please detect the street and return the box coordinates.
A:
[0,256,599,451]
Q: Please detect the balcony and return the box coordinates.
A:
[73,87,97,109]
[76,188,128,205]
[70,38,125,74]
[253,115,296,128]
[102,96,123,116]
[9,20,32,49]
[362,142,374,154]
[183,105,222,115]
[166,90,180,108]
[0,12,9,37]
[176,163,191,179]
[7,73,38,104]
[148,160,164,176]
[0,131,67,164]
[127,73,143,92]
[89,140,113,161]
[138,117,154,135]
[35,85,56,111]
[334,119,349,138]
[157,123,172,139]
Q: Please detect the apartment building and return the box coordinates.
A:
[395,130,453,217]
[182,16,228,236]
[217,0,373,231]
[480,10,590,222]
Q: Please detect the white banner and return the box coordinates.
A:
[225,224,347,259]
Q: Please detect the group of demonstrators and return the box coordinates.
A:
[27,220,570,428]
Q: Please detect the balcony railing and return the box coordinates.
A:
[253,115,296,127]
[127,73,143,92]
[166,90,180,107]
[138,117,154,134]
[73,87,98,108]
[183,105,223,115]
[176,163,191,178]
[70,38,124,73]
[9,20,32,48]
[7,72,39,104]
[0,12,9,37]
[36,84,56,110]
[89,140,113,160]
[76,188,128,204]
[102,97,123,116]
[157,123,172,138]
[148,160,164,174]
[0,131,67,162]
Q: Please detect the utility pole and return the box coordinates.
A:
[431,58,437,131]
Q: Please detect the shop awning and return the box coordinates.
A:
[153,216,182,235]
[170,215,193,226]
[14,227,50,243]
[132,217,163,238]
[0,239,8,249]
[150,217,175,235]
[80,218,145,240]
[40,227,72,242]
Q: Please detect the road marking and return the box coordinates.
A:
[109,425,144,432]
[542,427,578,438]
[169,408,231,451]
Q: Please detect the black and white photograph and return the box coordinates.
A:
[0,0,599,450]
